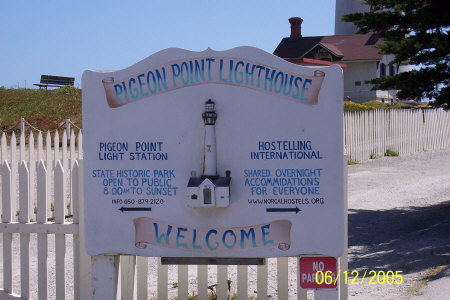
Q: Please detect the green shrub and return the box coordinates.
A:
[391,102,414,109]
[369,153,378,159]
[363,100,390,110]
[344,102,370,112]
[384,148,399,157]
[417,103,430,108]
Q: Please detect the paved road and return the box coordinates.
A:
[347,149,450,299]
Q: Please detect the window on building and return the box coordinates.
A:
[355,81,362,86]
[380,63,386,77]
[389,64,395,76]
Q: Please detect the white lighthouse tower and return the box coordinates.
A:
[202,99,217,176]
[187,99,231,207]
[335,0,369,35]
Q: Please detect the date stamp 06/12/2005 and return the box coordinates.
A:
[315,270,404,285]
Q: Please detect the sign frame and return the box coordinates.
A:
[82,46,345,259]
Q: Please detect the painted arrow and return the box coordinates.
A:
[119,207,152,213]
[266,207,301,214]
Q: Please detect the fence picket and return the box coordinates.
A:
[120,256,136,300]
[20,129,25,162]
[36,161,53,295]
[55,161,66,299]
[55,229,67,300]
[45,131,53,217]
[62,130,68,171]
[297,259,307,300]
[19,162,31,299]
[37,131,43,161]
[35,159,49,300]
[136,256,148,300]
[157,258,168,299]
[277,257,289,300]
[37,161,48,222]
[29,132,36,222]
[197,265,208,300]
[46,131,52,168]
[237,265,248,300]
[1,133,6,162]
[178,264,189,300]
[2,162,13,293]
[434,110,441,150]
[78,131,83,159]
[256,263,268,299]
[55,161,66,223]
[10,133,18,222]
[70,130,76,171]
[217,265,228,300]
[54,131,60,169]
[445,110,450,148]
[72,161,81,300]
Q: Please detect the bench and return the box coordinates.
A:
[34,75,75,89]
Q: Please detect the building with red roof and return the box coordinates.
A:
[274,17,412,103]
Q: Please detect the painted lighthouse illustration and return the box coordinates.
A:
[187,99,231,207]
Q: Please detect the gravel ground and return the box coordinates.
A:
[347,148,450,300]
[1,148,449,299]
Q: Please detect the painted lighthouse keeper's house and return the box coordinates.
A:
[187,99,231,207]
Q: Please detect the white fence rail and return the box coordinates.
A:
[345,109,450,162]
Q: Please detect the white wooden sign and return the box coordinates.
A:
[82,47,344,258]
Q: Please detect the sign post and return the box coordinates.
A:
[82,46,344,297]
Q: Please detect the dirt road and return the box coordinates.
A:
[347,149,450,299]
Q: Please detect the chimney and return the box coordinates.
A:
[289,17,303,38]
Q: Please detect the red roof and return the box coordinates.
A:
[284,57,347,68]
[274,33,383,62]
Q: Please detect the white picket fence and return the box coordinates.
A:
[0,128,87,300]
[0,127,347,300]
[344,108,450,162]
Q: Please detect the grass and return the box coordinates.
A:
[0,86,82,134]
[408,265,448,296]
[384,148,399,157]
[347,158,359,165]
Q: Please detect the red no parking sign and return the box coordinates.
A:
[299,256,337,289]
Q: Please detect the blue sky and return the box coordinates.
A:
[1,0,336,88]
